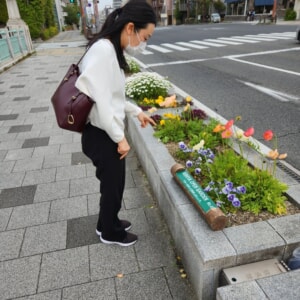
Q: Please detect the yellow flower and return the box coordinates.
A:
[192,140,205,151]
[184,103,190,112]
[160,120,165,126]
[185,96,192,102]
[148,107,157,113]
[275,204,286,215]
[235,115,242,121]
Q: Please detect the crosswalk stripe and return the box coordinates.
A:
[147,45,172,53]
[176,42,208,49]
[257,34,292,40]
[243,35,277,41]
[161,43,190,51]
[142,49,154,55]
[219,37,259,43]
[190,40,226,47]
[204,38,242,45]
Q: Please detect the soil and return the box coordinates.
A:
[165,142,300,227]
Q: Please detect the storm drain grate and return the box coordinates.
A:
[277,162,300,183]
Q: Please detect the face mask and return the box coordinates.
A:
[125,32,147,56]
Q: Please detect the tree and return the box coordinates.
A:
[63,4,80,26]
[0,0,8,26]
[213,0,226,14]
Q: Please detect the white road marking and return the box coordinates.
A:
[204,39,242,45]
[240,81,300,102]
[190,40,226,47]
[176,42,208,49]
[243,35,277,41]
[161,43,190,51]
[147,45,172,53]
[218,37,259,43]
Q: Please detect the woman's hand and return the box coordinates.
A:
[137,112,156,128]
[118,137,130,159]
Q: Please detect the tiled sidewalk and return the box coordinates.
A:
[0,31,196,300]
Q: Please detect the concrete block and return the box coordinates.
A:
[13,157,44,172]
[216,281,267,300]
[38,247,89,292]
[21,221,67,256]
[135,231,175,271]
[43,153,71,168]
[115,269,172,299]
[258,269,300,300]
[7,202,50,230]
[0,208,12,231]
[56,164,86,181]
[0,255,41,300]
[0,171,25,189]
[69,176,99,197]
[0,229,24,261]
[34,180,70,202]
[123,186,153,209]
[23,168,56,186]
[49,195,88,222]
[89,243,138,280]
[62,279,115,300]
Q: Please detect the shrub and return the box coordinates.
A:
[284,9,296,21]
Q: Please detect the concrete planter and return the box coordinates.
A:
[126,94,300,299]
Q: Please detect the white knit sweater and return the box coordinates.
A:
[75,39,142,143]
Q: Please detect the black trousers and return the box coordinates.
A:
[81,123,126,240]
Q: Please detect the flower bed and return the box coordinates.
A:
[125,71,300,299]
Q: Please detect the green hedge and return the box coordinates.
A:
[284,8,296,21]
[0,0,8,26]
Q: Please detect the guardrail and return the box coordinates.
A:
[0,27,33,72]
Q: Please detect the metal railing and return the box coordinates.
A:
[0,28,32,70]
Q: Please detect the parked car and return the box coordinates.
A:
[211,13,221,23]
[296,26,300,43]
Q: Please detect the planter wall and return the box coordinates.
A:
[126,93,300,299]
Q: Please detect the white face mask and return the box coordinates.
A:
[125,31,147,56]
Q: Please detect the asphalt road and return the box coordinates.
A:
[134,22,300,172]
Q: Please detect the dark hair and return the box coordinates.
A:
[88,0,156,71]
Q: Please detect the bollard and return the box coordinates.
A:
[171,163,227,231]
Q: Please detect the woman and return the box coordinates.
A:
[75,0,156,246]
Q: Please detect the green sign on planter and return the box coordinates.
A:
[175,169,217,213]
[171,163,227,231]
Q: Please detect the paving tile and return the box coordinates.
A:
[32,144,60,157]
[62,279,116,300]
[0,114,18,121]
[0,208,12,231]
[56,164,86,181]
[87,193,100,215]
[49,134,73,145]
[115,269,172,300]
[0,139,24,150]
[71,151,91,165]
[16,290,62,300]
[13,157,44,172]
[30,107,49,113]
[0,185,36,208]
[0,255,41,300]
[89,243,139,280]
[0,172,25,189]
[7,202,50,230]
[135,231,175,271]
[69,177,99,197]
[22,168,56,186]
[22,137,50,148]
[34,180,69,202]
[8,124,32,133]
[0,229,24,261]
[13,96,31,101]
[38,247,89,292]
[4,148,33,161]
[49,195,88,222]
[43,153,71,168]
[21,221,67,256]
[86,163,96,177]
[123,186,153,209]
[60,142,82,154]
[0,160,14,173]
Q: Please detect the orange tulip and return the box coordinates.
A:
[263,130,274,141]
[213,124,225,133]
[244,127,255,137]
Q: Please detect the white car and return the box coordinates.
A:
[211,13,221,23]
[296,26,300,43]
